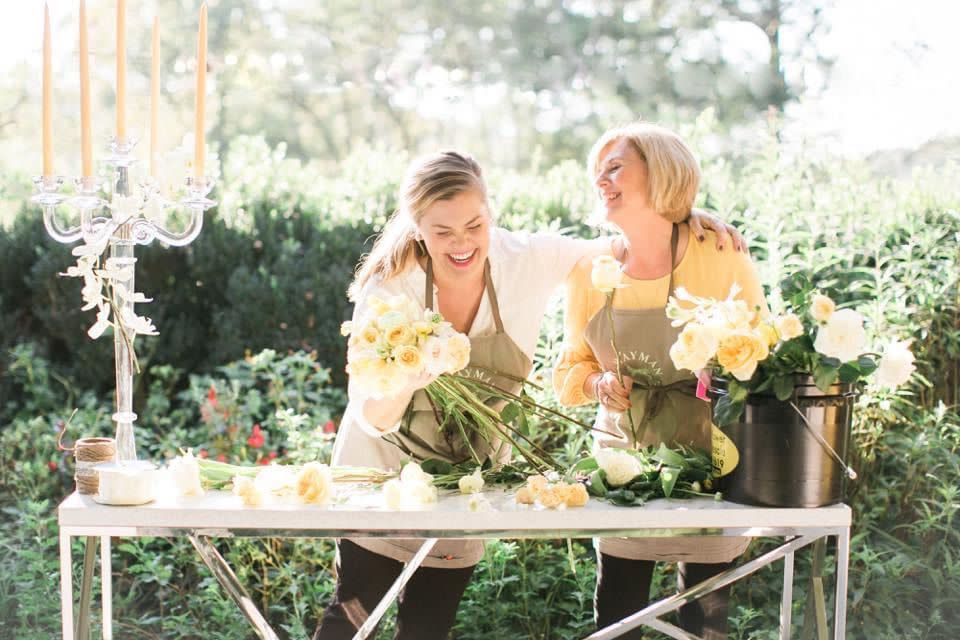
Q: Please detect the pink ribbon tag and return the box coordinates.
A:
[695,370,711,402]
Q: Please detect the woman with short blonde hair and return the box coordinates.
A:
[555,123,767,639]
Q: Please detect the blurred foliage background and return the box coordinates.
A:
[2,1,958,638]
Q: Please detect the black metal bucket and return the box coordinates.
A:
[709,376,856,508]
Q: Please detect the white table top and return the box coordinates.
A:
[59,486,851,538]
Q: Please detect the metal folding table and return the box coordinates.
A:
[58,487,851,640]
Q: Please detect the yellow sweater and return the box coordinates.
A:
[553,228,767,406]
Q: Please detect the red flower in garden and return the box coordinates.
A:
[247,424,265,449]
[323,420,336,434]
[216,453,227,462]
[268,451,278,460]
[198,449,209,459]
[48,461,59,472]
[207,385,218,408]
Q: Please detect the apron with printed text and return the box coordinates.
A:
[349,258,532,568]
[584,225,748,562]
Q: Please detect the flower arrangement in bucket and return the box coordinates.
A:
[666,284,916,506]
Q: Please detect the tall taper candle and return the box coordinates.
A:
[42,3,53,177]
[194,4,207,177]
[116,0,127,140]
[79,0,93,177]
[150,16,159,177]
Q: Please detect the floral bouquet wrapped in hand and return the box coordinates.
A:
[341,294,470,399]
[342,295,588,470]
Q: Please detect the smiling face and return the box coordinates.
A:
[417,189,492,283]
[593,137,652,225]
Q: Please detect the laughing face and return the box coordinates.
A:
[417,189,492,283]
[593,137,651,224]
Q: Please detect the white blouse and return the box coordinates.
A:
[332,227,604,470]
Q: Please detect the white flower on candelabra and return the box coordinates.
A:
[110,193,141,225]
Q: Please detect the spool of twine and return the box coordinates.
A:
[59,427,116,494]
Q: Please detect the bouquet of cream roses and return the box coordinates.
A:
[666,285,916,425]
[341,294,471,399]
[342,294,591,469]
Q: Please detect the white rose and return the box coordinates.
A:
[594,448,642,487]
[814,309,867,363]
[168,450,204,497]
[873,339,916,389]
[421,336,451,376]
[591,255,623,294]
[377,310,407,331]
[400,461,433,485]
[407,480,438,505]
[445,333,472,373]
[669,323,719,372]
[774,313,804,340]
[383,478,405,509]
[810,294,836,323]
[458,468,485,495]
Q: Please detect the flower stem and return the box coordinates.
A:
[606,294,639,445]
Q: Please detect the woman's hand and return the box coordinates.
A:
[355,371,438,433]
[593,371,633,413]
[688,208,748,252]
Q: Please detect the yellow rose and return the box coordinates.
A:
[810,294,836,323]
[716,332,770,381]
[774,313,804,340]
[758,323,779,347]
[393,344,424,373]
[561,482,589,507]
[590,255,623,294]
[296,462,335,505]
[514,486,535,505]
[386,324,416,347]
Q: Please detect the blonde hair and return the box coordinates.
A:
[349,150,489,300]
[587,122,700,223]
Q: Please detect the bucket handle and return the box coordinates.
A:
[788,401,857,480]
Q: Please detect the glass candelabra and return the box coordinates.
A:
[32,137,216,462]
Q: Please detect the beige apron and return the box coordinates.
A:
[584,225,748,562]
[348,258,532,568]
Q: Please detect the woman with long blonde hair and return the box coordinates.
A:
[315,150,743,640]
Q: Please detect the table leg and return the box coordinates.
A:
[352,538,438,640]
[60,530,74,640]
[833,528,850,640]
[101,536,112,640]
[584,534,820,640]
[188,535,280,640]
[644,618,700,639]
[76,536,97,640]
[781,546,795,640]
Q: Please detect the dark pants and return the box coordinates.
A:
[313,540,476,640]
[595,553,734,640]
